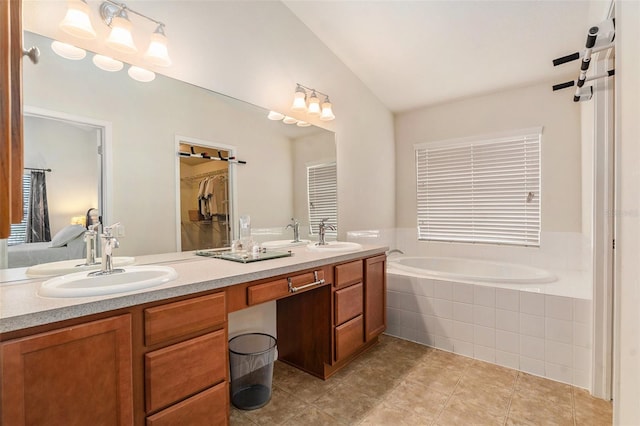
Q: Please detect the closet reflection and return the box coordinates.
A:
[179,144,230,250]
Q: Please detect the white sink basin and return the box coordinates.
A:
[262,239,311,249]
[26,257,136,277]
[38,265,178,298]
[306,241,363,253]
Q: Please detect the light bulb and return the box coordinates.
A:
[320,97,335,121]
[307,91,321,115]
[105,9,137,54]
[144,25,172,67]
[59,0,96,40]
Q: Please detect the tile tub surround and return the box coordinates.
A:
[385,271,593,390]
[231,335,611,425]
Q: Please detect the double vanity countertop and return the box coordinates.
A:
[0,244,387,334]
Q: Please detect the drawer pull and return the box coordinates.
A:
[288,271,324,293]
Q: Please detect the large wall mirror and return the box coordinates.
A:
[0,29,336,277]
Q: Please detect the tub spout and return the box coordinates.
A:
[386,249,404,256]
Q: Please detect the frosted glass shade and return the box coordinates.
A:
[105,15,137,54]
[51,41,86,60]
[59,0,96,40]
[291,91,307,111]
[267,111,285,121]
[320,101,335,121]
[307,94,321,115]
[93,55,124,72]
[128,66,155,82]
[282,116,297,124]
[144,31,172,67]
[296,121,311,127]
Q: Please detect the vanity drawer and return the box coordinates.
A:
[144,292,226,347]
[334,283,363,325]
[248,270,325,305]
[146,381,228,426]
[145,329,226,413]
[334,314,364,361]
[334,260,363,289]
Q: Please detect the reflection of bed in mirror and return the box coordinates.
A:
[8,225,86,268]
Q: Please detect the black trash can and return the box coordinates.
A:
[228,333,277,410]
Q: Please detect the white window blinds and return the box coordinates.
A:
[307,162,338,238]
[415,128,541,247]
[8,173,31,246]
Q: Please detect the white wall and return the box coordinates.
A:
[395,80,582,232]
[614,1,640,423]
[24,116,99,235]
[22,0,396,239]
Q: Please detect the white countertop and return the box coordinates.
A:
[0,245,387,334]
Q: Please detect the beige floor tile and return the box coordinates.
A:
[574,388,613,425]
[230,406,257,425]
[312,381,380,423]
[464,360,518,388]
[383,378,449,420]
[360,400,434,426]
[342,364,404,400]
[452,377,512,417]
[241,386,309,425]
[435,394,505,426]
[406,362,463,396]
[282,406,344,426]
[507,392,574,426]
[426,349,474,372]
[272,361,343,404]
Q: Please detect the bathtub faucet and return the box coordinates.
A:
[386,249,404,256]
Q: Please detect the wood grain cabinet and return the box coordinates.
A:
[364,255,387,341]
[0,315,134,426]
[143,292,229,425]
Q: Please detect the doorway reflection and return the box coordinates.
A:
[179,144,230,250]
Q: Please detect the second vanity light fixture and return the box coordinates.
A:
[56,0,172,82]
[291,84,335,121]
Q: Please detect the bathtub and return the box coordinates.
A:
[388,256,557,284]
[384,255,592,388]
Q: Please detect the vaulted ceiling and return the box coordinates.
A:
[284,1,606,112]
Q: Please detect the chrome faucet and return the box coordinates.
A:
[90,223,124,276]
[82,223,100,266]
[285,218,301,242]
[317,218,336,246]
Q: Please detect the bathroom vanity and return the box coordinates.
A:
[0,245,386,425]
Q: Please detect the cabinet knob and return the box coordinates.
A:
[22,46,40,64]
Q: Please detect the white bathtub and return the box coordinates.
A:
[388,256,557,284]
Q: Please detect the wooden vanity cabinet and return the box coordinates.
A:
[143,292,228,425]
[0,315,134,426]
[364,255,387,341]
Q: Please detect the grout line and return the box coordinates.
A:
[571,385,577,426]
[503,371,520,426]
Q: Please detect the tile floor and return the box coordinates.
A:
[230,335,612,425]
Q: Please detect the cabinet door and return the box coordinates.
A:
[364,255,387,341]
[1,315,134,426]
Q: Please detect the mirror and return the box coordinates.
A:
[0,30,336,277]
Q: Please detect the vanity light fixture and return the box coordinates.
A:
[59,0,97,40]
[282,116,298,124]
[290,84,335,121]
[93,54,124,72]
[51,41,87,60]
[296,121,311,127]
[58,0,172,67]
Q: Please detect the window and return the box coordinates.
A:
[307,162,337,237]
[415,128,541,247]
[7,173,31,246]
